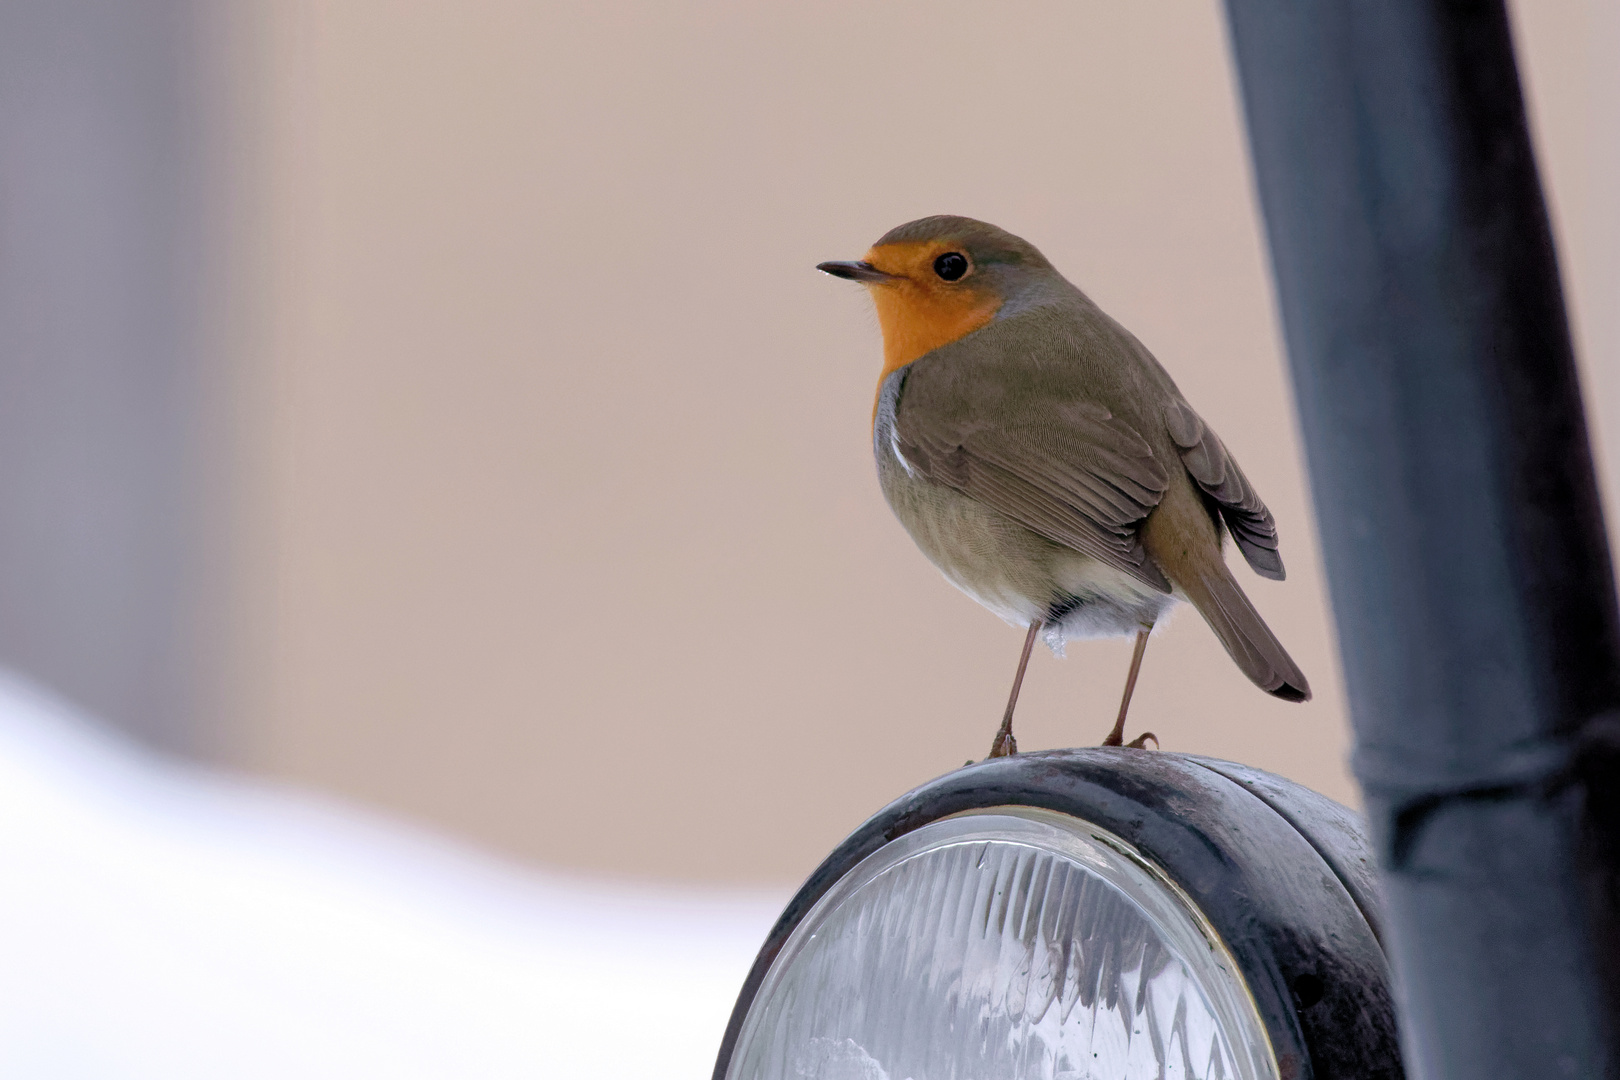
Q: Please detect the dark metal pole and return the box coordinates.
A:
[1221,2,1620,1077]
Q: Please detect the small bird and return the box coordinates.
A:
[819,216,1309,757]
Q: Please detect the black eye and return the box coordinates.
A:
[933,252,969,281]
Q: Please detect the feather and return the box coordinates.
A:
[896,359,1173,594]
[1163,399,1286,580]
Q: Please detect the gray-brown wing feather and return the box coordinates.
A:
[1163,399,1286,580]
[895,375,1173,593]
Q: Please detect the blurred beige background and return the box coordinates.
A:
[196,1,1619,884]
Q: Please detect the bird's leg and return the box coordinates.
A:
[988,621,1041,759]
[1102,626,1157,749]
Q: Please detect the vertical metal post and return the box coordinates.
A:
[1221,2,1620,1076]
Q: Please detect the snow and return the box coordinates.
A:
[0,672,786,1079]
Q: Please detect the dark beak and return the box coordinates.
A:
[816,260,893,284]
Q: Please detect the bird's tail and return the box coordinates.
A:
[1179,562,1311,702]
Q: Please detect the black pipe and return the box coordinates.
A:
[1220,2,1620,1076]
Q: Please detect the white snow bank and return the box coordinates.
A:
[0,673,787,1079]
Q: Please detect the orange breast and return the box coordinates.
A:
[865,242,1002,419]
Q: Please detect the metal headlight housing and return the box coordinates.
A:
[715,751,1401,1080]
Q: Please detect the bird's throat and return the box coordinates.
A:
[872,285,1002,378]
[868,283,1001,418]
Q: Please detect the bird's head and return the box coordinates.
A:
[817,216,1060,383]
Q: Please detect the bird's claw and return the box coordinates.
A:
[986,731,1018,759]
[1126,731,1159,750]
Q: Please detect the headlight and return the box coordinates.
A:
[729,809,1273,1078]
[716,751,1401,1080]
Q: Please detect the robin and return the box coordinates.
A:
[819,215,1309,757]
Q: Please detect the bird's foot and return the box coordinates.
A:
[1101,726,1157,749]
[987,730,1018,759]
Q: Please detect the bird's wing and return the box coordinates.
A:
[1163,398,1286,580]
[893,367,1173,593]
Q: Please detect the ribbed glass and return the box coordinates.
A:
[727,810,1276,1080]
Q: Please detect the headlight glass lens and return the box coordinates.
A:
[727,809,1277,1080]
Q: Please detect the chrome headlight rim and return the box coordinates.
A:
[714,749,1400,1080]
